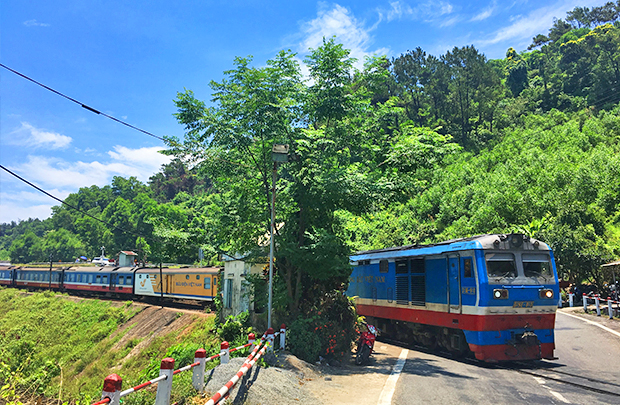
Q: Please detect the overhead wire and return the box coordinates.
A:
[0,63,165,142]
[0,62,256,170]
[0,164,146,240]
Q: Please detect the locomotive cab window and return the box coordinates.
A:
[522,253,552,278]
[485,253,517,278]
[379,260,389,273]
[463,258,473,278]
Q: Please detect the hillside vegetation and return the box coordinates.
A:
[0,289,232,405]
[1,1,619,358]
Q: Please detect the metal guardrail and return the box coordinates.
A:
[93,325,287,405]
[567,292,620,319]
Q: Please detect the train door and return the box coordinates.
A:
[110,273,117,292]
[203,275,213,298]
[165,274,172,295]
[448,255,461,313]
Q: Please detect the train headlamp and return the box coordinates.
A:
[540,289,554,299]
[493,289,509,299]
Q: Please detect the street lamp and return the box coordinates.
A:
[268,144,289,329]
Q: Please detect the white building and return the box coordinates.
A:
[221,254,265,318]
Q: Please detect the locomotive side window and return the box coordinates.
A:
[464,258,472,278]
[379,260,389,273]
[96,275,101,283]
[485,253,517,278]
[522,253,552,277]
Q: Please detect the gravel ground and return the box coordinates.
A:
[203,353,321,405]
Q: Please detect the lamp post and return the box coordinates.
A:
[268,144,289,329]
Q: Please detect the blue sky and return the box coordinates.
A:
[0,0,606,223]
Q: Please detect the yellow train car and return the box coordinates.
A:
[134,267,220,302]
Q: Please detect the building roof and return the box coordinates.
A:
[120,251,138,256]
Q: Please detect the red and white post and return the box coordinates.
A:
[220,341,230,364]
[192,349,206,392]
[569,292,574,307]
[101,374,122,405]
[279,324,286,350]
[266,327,275,353]
[595,294,601,316]
[583,293,588,312]
[155,358,175,405]
[248,333,256,351]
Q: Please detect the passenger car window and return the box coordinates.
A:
[485,253,517,278]
[204,277,211,289]
[522,253,552,277]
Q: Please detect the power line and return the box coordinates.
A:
[0,164,146,240]
[0,63,165,142]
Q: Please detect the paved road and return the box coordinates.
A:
[387,311,620,404]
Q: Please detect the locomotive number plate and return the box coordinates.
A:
[513,301,534,308]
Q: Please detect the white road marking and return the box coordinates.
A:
[549,390,570,403]
[377,349,409,405]
[558,311,620,338]
[534,377,546,384]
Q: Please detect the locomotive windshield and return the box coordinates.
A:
[522,253,552,278]
[485,253,517,278]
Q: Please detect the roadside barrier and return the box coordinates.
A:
[568,292,620,319]
[91,327,287,405]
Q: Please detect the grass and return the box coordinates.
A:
[0,287,225,405]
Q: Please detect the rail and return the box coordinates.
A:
[92,325,286,405]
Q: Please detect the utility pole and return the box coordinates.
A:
[268,144,289,329]
[100,246,105,258]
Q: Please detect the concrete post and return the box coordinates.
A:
[101,374,122,405]
[569,292,574,307]
[266,327,275,353]
[583,293,588,312]
[248,333,256,351]
[608,297,613,320]
[220,341,230,364]
[155,358,175,405]
[558,295,562,308]
[595,294,601,316]
[280,324,286,351]
[192,349,206,392]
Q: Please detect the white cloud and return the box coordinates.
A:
[385,1,454,22]
[24,19,50,27]
[387,1,414,21]
[471,2,496,22]
[298,4,389,70]
[0,146,172,222]
[440,15,461,27]
[476,0,603,46]
[0,203,54,224]
[8,122,72,149]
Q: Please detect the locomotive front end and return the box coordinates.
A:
[467,234,559,362]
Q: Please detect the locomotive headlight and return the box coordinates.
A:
[540,289,554,299]
[493,289,509,299]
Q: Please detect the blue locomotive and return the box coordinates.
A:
[347,234,559,362]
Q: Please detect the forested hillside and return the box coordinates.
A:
[2,3,619,296]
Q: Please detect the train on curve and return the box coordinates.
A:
[0,265,220,304]
[347,234,560,362]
